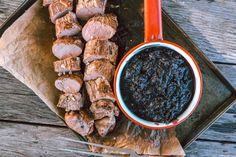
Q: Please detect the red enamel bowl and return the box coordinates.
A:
[113,0,202,129]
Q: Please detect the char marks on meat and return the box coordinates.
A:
[83,39,118,65]
[90,100,119,120]
[55,12,82,38]
[84,60,115,82]
[55,74,83,93]
[82,14,118,41]
[48,0,73,23]
[76,0,107,20]
[85,78,115,102]
[54,57,81,74]
[65,111,94,136]
[52,37,83,59]
[95,116,116,137]
[57,93,84,111]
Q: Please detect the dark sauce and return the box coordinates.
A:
[120,47,194,123]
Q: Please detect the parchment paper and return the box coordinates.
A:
[0,1,185,156]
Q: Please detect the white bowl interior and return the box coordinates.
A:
[115,42,201,128]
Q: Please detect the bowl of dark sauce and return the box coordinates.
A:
[114,42,202,129]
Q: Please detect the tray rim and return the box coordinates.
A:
[0,0,235,149]
[162,9,236,148]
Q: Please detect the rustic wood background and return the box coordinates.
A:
[0,0,236,156]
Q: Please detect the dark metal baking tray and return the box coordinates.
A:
[1,0,235,149]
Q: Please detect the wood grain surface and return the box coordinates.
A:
[0,0,235,156]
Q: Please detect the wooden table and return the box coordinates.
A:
[0,0,235,156]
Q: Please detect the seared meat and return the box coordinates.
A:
[57,93,84,111]
[85,78,115,102]
[95,116,116,137]
[48,0,73,23]
[76,0,107,20]
[55,12,82,38]
[82,14,118,41]
[84,60,115,82]
[52,37,83,59]
[90,100,119,120]
[83,39,118,65]
[54,57,81,74]
[55,74,83,93]
[65,111,94,136]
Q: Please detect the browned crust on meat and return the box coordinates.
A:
[53,57,81,74]
[57,93,84,111]
[76,0,107,20]
[53,37,84,47]
[48,0,73,23]
[88,14,118,30]
[95,116,116,137]
[83,39,118,65]
[55,12,82,38]
[84,60,116,82]
[82,14,118,41]
[90,100,119,120]
[65,111,94,136]
[85,78,115,102]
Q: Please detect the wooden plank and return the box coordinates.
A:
[0,92,64,126]
[0,121,88,157]
[0,121,235,157]
[0,67,34,95]
[162,0,236,64]
[186,140,236,157]
[0,0,24,25]
[199,112,236,142]
[216,64,236,88]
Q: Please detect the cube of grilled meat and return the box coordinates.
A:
[55,74,83,93]
[82,14,118,41]
[65,111,94,136]
[90,100,119,120]
[48,0,73,23]
[76,0,107,20]
[84,60,115,82]
[57,93,84,111]
[55,12,82,38]
[85,78,115,102]
[54,57,81,74]
[83,39,118,65]
[95,116,116,137]
[52,37,83,59]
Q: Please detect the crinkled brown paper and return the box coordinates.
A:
[0,1,185,156]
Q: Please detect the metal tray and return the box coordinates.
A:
[1,0,236,149]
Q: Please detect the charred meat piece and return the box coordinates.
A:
[84,60,115,82]
[95,116,116,137]
[85,78,115,102]
[52,37,83,59]
[76,0,107,20]
[55,74,83,93]
[90,100,119,120]
[55,12,82,38]
[57,93,84,111]
[65,111,94,136]
[83,39,118,65]
[48,0,73,23]
[82,14,118,41]
[54,57,81,74]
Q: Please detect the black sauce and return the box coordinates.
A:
[120,47,194,123]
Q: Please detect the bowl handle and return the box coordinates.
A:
[144,0,163,42]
